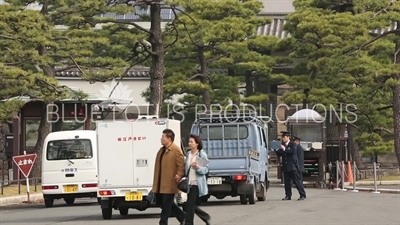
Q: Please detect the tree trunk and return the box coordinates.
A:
[198,47,211,107]
[0,123,11,159]
[392,85,400,166]
[31,102,52,178]
[148,3,164,116]
[348,123,364,169]
[245,70,253,96]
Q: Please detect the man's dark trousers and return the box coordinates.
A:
[158,193,186,225]
[284,171,306,198]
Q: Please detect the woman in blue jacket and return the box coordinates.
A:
[184,134,211,225]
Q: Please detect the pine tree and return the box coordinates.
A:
[0,1,135,176]
[159,0,285,114]
[283,0,399,165]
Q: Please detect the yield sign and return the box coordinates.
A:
[12,154,37,178]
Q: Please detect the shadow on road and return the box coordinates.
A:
[201,200,241,206]
[0,201,97,210]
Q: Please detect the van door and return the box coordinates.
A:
[43,138,97,185]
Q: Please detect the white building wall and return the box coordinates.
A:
[57,78,183,105]
[260,0,294,14]
[57,79,150,105]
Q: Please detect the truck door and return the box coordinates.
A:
[258,126,268,181]
[97,122,134,187]
[131,121,167,187]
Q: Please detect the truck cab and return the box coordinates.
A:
[190,110,270,205]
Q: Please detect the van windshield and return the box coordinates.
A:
[46,139,93,160]
[199,125,248,140]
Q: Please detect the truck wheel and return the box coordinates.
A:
[101,200,113,220]
[239,194,248,205]
[44,196,54,208]
[182,203,187,212]
[248,184,257,205]
[257,179,268,201]
[64,197,75,205]
[97,197,101,205]
[200,196,209,203]
[196,197,202,205]
[119,207,129,216]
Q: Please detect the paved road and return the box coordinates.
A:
[1,187,399,225]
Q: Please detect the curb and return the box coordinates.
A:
[353,181,400,186]
[0,193,43,206]
[343,186,400,194]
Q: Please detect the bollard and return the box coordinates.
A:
[372,162,380,194]
[350,161,359,193]
[340,161,347,191]
[334,161,341,190]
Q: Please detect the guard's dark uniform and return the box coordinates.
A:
[275,140,306,200]
[294,140,305,182]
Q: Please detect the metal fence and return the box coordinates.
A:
[0,158,41,196]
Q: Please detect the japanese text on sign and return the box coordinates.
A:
[117,136,147,142]
[18,159,33,166]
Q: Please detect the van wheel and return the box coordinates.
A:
[119,207,129,216]
[248,184,257,205]
[239,194,248,204]
[44,196,54,208]
[64,197,75,205]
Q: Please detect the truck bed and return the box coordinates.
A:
[204,139,251,157]
[204,140,261,176]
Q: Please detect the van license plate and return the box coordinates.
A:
[207,177,222,185]
[63,185,78,193]
[125,192,143,201]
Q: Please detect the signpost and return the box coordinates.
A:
[12,152,37,202]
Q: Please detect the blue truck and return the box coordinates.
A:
[190,110,271,205]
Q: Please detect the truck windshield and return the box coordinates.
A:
[46,139,93,160]
[199,125,248,140]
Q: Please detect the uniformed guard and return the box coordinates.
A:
[292,136,305,183]
[274,131,306,201]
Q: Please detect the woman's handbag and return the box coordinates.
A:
[177,168,190,193]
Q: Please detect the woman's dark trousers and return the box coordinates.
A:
[184,186,210,225]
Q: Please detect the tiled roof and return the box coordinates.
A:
[55,67,150,78]
[257,18,290,38]
[99,8,175,21]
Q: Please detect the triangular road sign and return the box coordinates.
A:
[12,154,37,178]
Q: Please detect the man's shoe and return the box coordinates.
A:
[298,196,306,201]
[282,196,291,200]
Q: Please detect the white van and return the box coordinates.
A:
[41,130,98,207]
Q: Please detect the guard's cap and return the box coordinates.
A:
[280,131,291,137]
[292,136,301,141]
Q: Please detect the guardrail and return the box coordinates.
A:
[333,160,399,194]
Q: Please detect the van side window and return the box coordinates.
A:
[46,139,93,160]
[261,129,267,146]
[257,127,263,145]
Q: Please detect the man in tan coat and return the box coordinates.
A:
[152,129,186,225]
